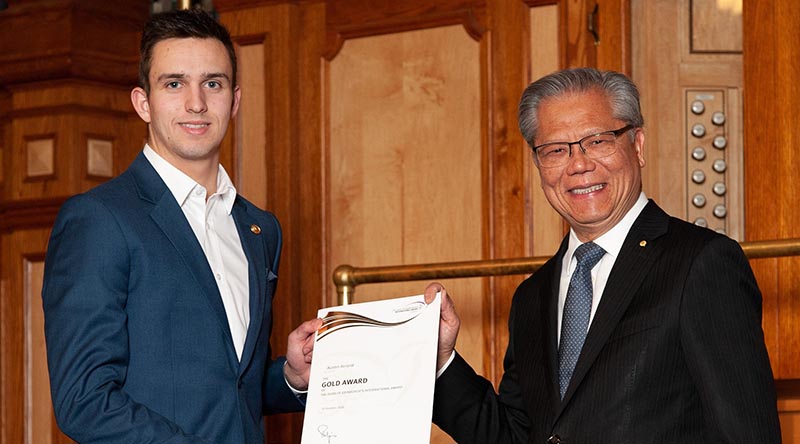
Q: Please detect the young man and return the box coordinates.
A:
[42,9,320,444]
[426,68,780,443]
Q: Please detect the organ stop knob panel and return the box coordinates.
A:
[686,90,739,237]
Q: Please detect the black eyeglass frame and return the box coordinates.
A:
[532,124,636,167]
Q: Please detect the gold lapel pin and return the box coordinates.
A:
[639,240,647,247]
[250,224,261,235]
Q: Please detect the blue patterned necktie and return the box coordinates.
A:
[558,241,605,399]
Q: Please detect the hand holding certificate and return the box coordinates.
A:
[301,293,441,444]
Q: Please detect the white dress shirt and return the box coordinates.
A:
[143,145,250,360]
[556,192,649,345]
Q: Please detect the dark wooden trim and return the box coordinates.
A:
[234,33,268,46]
[0,197,65,232]
[214,0,324,13]
[522,0,560,6]
[9,104,137,120]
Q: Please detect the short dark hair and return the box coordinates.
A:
[518,68,644,148]
[138,9,237,95]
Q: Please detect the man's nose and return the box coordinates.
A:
[186,86,208,113]
[566,142,595,173]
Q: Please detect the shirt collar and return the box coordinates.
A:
[142,144,238,215]
[566,192,649,265]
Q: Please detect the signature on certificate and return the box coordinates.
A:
[317,425,337,443]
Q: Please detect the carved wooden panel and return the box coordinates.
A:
[326,25,481,444]
[24,136,55,179]
[24,259,53,444]
[327,22,483,346]
[1,229,69,444]
[691,0,742,53]
[632,0,743,239]
[236,40,268,208]
[85,136,114,179]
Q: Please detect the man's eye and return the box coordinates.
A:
[586,136,614,146]
[166,81,181,89]
[206,81,220,89]
[541,146,567,157]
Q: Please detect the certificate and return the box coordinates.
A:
[301,293,441,444]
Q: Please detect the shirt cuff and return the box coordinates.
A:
[283,361,308,395]
[436,351,456,379]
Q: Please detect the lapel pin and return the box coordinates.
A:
[639,240,647,247]
[250,224,261,235]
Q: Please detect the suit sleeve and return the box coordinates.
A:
[680,235,781,442]
[432,297,530,444]
[42,196,213,444]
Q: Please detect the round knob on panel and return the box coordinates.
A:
[692,124,706,138]
[694,217,708,228]
[692,146,706,161]
[713,159,727,173]
[713,181,727,196]
[691,169,706,184]
[711,111,726,125]
[713,204,727,218]
[713,136,727,149]
[691,100,706,115]
[692,193,707,208]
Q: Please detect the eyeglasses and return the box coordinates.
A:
[532,125,635,168]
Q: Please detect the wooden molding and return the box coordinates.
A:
[234,33,268,46]
[213,0,320,13]
[0,0,147,87]
[9,104,137,121]
[0,197,65,232]
[324,1,487,60]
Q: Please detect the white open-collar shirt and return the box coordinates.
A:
[144,145,250,361]
[556,192,648,345]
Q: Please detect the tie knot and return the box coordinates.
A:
[574,242,605,270]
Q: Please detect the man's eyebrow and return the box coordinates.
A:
[154,73,231,82]
[202,72,230,81]
[156,73,187,82]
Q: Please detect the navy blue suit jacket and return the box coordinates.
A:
[432,201,780,443]
[43,152,303,444]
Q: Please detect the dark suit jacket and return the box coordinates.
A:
[433,201,780,443]
[42,152,303,444]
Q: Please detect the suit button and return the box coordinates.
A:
[546,435,562,444]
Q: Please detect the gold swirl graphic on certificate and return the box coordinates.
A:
[301,294,440,444]
[316,301,426,340]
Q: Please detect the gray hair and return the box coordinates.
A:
[518,68,644,148]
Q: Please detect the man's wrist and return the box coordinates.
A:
[283,361,308,394]
[436,351,456,379]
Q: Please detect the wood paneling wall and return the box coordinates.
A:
[744,1,800,441]
[10,1,797,444]
[0,2,148,443]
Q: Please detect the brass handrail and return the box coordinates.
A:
[333,238,800,305]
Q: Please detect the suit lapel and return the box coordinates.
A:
[232,200,268,376]
[557,201,669,408]
[130,153,239,370]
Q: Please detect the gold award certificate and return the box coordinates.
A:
[301,293,441,444]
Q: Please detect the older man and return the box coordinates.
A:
[427,68,780,443]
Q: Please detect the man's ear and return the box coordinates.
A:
[633,127,646,168]
[230,85,241,119]
[131,87,152,123]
